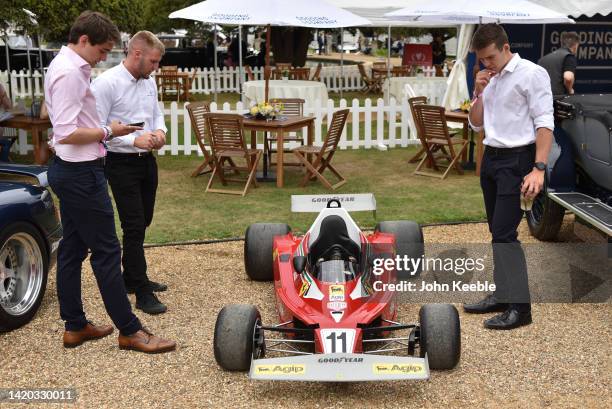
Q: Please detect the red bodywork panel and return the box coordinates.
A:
[272,232,397,353]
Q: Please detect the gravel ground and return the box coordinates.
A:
[0,220,610,408]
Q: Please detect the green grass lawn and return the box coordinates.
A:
[147,146,485,243]
[12,147,485,243]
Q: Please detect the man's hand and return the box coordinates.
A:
[134,132,156,150]
[110,120,142,137]
[474,69,495,95]
[521,169,545,199]
[151,130,166,150]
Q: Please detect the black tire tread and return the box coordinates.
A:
[213,304,260,371]
[419,303,461,370]
[244,223,290,281]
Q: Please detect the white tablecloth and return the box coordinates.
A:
[243,80,328,108]
[383,77,448,106]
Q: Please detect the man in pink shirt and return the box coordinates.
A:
[45,11,175,353]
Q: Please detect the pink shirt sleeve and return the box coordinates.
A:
[47,68,88,140]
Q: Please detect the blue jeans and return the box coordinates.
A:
[47,157,142,335]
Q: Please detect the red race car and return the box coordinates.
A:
[214,196,460,381]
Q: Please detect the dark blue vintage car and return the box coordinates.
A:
[0,164,62,331]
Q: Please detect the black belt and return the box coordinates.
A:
[107,151,153,158]
[485,143,535,155]
[54,156,105,167]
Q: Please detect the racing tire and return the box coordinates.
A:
[419,304,461,370]
[526,193,565,241]
[0,222,49,332]
[375,221,424,279]
[244,223,290,281]
[214,304,262,371]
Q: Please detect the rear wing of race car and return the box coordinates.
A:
[291,194,377,217]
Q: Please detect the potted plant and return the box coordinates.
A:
[281,69,290,82]
[249,101,284,121]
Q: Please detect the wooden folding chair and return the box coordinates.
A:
[391,66,410,77]
[204,113,262,196]
[275,62,292,71]
[357,63,380,94]
[159,71,181,102]
[310,63,322,82]
[186,102,214,176]
[407,96,428,163]
[266,98,305,168]
[289,68,310,80]
[244,65,255,81]
[292,109,349,190]
[413,105,468,179]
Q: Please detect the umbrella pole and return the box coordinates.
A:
[37,32,44,84]
[387,26,391,102]
[4,38,13,102]
[265,24,271,103]
[213,25,218,103]
[238,25,244,99]
[340,28,344,100]
[26,31,34,101]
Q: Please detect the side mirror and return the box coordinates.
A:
[293,256,307,274]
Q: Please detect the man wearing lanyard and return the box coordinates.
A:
[464,24,554,329]
[91,31,168,315]
[45,11,175,352]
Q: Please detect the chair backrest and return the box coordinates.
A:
[160,71,180,89]
[290,68,310,80]
[311,63,322,81]
[391,66,410,77]
[271,68,283,80]
[408,96,427,137]
[161,65,178,73]
[186,101,211,152]
[244,65,255,81]
[357,63,370,81]
[205,112,247,153]
[320,109,350,153]
[372,61,387,70]
[269,98,304,117]
[275,62,292,71]
[414,105,452,143]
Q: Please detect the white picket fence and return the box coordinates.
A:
[157,98,420,158]
[7,97,420,157]
[1,65,444,101]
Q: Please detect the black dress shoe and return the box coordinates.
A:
[126,280,168,294]
[484,308,532,330]
[463,294,508,314]
[136,292,167,315]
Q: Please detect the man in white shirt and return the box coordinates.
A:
[92,31,168,315]
[464,24,554,330]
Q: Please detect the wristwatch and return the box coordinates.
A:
[534,162,546,171]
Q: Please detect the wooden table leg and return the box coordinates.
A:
[276,130,284,188]
[461,123,468,162]
[476,131,484,176]
[250,130,256,150]
[32,128,49,165]
[307,121,314,164]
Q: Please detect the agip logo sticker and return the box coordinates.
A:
[373,363,425,375]
[329,285,345,301]
[254,364,305,375]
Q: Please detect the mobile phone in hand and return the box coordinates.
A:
[128,121,145,127]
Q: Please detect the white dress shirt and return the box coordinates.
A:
[469,54,554,148]
[91,62,167,153]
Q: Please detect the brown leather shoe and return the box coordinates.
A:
[118,328,176,354]
[63,322,114,348]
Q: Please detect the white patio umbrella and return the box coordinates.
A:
[384,0,574,110]
[169,0,371,102]
[385,0,575,24]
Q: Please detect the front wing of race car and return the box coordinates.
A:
[249,353,430,382]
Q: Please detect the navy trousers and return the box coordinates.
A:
[48,157,142,335]
[480,145,534,312]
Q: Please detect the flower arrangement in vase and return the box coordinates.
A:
[249,101,284,120]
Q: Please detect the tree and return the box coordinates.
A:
[271,27,312,67]
[8,0,147,43]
